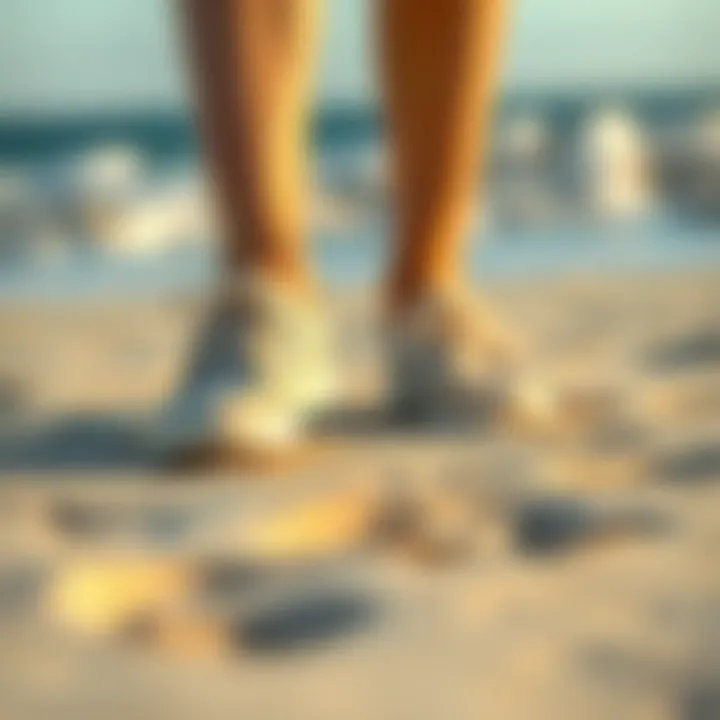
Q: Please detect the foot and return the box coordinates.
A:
[155,274,339,466]
[387,286,523,427]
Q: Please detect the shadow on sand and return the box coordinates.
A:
[0,413,155,472]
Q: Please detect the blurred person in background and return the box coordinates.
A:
[161,0,515,464]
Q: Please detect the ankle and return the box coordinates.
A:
[224,261,319,305]
[386,272,464,319]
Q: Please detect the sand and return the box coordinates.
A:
[0,269,718,719]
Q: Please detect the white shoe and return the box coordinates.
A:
[388,288,523,427]
[155,274,339,464]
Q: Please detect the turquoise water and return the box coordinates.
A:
[1,86,718,162]
[1,91,719,301]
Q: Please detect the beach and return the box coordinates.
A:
[0,268,718,718]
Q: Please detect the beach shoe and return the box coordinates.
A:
[155,274,339,466]
[388,286,523,427]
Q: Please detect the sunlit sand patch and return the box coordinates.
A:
[238,487,381,562]
[46,555,197,636]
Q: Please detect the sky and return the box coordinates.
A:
[0,0,718,115]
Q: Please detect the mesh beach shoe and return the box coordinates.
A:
[156,274,340,467]
[388,286,524,427]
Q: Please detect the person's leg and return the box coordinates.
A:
[381,0,508,311]
[160,1,335,462]
[381,0,517,420]
[182,0,322,295]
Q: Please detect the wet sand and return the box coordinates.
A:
[0,269,718,719]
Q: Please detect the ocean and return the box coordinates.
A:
[0,87,719,300]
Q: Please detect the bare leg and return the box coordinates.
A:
[382,0,508,311]
[181,0,322,295]
[160,2,336,462]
